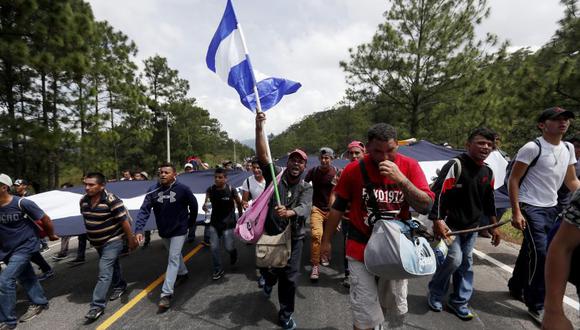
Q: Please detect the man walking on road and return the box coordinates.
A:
[321,124,434,330]
[0,173,58,329]
[304,147,337,281]
[508,107,579,323]
[134,163,198,310]
[255,112,313,330]
[203,168,243,280]
[80,172,138,322]
[427,128,502,320]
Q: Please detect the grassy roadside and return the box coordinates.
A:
[497,209,523,244]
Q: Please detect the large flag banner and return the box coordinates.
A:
[206,0,301,112]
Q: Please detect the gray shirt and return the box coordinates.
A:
[261,164,313,240]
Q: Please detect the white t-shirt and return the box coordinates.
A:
[240,175,266,201]
[516,137,577,207]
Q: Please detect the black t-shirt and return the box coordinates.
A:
[207,184,238,230]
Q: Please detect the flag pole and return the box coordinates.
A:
[236,19,282,206]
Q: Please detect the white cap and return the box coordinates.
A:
[184,163,194,169]
[0,173,13,187]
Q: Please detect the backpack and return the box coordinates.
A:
[502,139,541,189]
[500,139,572,194]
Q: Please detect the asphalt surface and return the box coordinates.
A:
[12,228,580,330]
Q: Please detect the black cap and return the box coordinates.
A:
[13,179,29,186]
[538,107,575,122]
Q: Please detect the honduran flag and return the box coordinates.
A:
[206,0,301,112]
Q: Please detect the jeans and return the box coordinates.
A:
[209,226,235,273]
[508,204,559,311]
[261,239,304,325]
[92,239,126,308]
[161,235,188,297]
[428,232,477,308]
[0,253,48,326]
[310,206,329,265]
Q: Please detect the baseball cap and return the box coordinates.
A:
[537,107,575,122]
[140,171,149,180]
[184,163,193,169]
[0,173,13,187]
[347,140,365,152]
[288,149,308,162]
[319,147,334,158]
[13,179,28,186]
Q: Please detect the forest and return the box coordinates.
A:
[1,0,579,191]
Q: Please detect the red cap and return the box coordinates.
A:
[288,149,308,162]
[347,141,365,152]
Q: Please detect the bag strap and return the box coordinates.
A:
[17,197,43,232]
[358,159,380,214]
[518,138,542,186]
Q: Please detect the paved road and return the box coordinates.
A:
[13,229,580,329]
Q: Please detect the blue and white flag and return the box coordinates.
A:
[206,0,301,112]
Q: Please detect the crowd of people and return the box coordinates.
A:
[0,107,578,330]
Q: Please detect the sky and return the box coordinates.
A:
[87,0,566,141]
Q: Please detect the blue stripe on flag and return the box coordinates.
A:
[206,0,238,72]
[243,77,302,112]
[227,57,255,104]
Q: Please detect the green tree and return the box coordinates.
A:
[341,0,495,136]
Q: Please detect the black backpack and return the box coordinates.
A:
[502,139,541,189]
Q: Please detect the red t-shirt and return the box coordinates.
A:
[334,154,434,262]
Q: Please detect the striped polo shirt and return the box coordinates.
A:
[80,190,129,248]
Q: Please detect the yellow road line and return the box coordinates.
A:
[96,243,205,330]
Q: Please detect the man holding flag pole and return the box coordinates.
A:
[206,1,306,329]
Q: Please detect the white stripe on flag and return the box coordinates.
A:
[215,29,246,82]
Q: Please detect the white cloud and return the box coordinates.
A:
[88,0,564,141]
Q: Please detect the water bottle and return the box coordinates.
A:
[204,200,212,224]
[433,239,448,266]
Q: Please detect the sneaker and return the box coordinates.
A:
[427,293,443,312]
[37,269,55,281]
[321,258,330,267]
[280,317,297,330]
[257,275,266,288]
[446,302,474,320]
[0,323,17,330]
[175,274,189,287]
[20,304,48,322]
[51,253,68,261]
[40,244,50,253]
[158,295,172,310]
[84,306,104,322]
[67,258,86,266]
[109,285,127,301]
[527,308,544,324]
[229,249,238,266]
[212,270,224,280]
[342,276,350,289]
[263,284,273,298]
[310,265,320,281]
